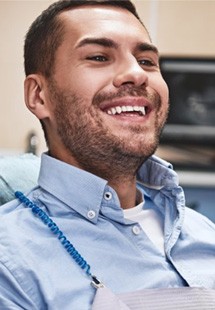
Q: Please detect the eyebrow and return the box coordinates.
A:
[76,37,119,49]
[75,37,159,55]
[135,42,159,55]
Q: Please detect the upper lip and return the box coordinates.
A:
[99,96,151,112]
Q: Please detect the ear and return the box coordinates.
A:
[24,74,51,120]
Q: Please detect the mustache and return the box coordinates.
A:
[93,85,161,108]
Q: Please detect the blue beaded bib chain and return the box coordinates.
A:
[15,191,103,289]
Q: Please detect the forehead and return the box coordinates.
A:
[59,5,151,46]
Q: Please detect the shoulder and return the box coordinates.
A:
[185,206,215,228]
[0,196,41,255]
[0,191,51,266]
[183,206,215,239]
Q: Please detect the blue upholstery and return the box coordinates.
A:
[0,153,40,205]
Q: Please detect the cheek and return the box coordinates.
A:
[72,71,111,101]
[150,76,169,106]
[161,81,169,105]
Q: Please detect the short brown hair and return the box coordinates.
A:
[24,0,143,78]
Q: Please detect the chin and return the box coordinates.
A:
[120,136,158,159]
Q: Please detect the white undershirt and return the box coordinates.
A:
[123,198,165,255]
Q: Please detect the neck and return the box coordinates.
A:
[108,176,141,210]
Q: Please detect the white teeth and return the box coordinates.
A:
[133,106,140,111]
[127,106,133,112]
[140,107,146,115]
[111,107,117,115]
[115,106,122,114]
[107,106,146,116]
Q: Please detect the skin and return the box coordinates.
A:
[24,6,169,209]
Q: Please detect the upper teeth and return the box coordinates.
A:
[107,106,146,115]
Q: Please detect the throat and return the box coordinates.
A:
[108,178,142,210]
[135,188,143,206]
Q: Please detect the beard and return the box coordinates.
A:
[48,79,168,181]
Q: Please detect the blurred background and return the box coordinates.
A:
[0,0,214,221]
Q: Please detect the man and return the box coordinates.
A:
[0,0,214,309]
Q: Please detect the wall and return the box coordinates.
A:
[0,1,53,155]
[134,0,215,56]
[158,0,215,56]
[0,0,215,155]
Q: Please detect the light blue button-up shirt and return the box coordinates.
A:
[0,153,214,309]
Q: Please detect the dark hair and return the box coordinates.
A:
[24,0,143,78]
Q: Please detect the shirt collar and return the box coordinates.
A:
[38,153,179,223]
[38,153,109,223]
[137,155,179,190]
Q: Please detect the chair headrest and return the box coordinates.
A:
[0,153,40,205]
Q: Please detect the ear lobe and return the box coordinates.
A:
[24,74,50,120]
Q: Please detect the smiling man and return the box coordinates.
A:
[0,1,214,309]
[25,2,169,204]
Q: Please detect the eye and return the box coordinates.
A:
[138,59,157,67]
[86,55,108,62]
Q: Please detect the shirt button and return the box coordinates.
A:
[132,225,141,235]
[104,192,112,200]
[87,210,96,219]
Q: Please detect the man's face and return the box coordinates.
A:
[46,6,169,175]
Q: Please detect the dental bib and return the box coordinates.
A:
[92,285,215,310]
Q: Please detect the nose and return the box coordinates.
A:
[113,57,148,88]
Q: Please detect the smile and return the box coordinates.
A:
[106,105,146,116]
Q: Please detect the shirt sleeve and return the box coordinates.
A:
[0,262,39,310]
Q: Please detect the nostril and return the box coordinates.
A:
[121,81,135,86]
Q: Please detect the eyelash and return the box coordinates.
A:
[138,59,157,67]
[86,55,108,62]
[86,55,157,68]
